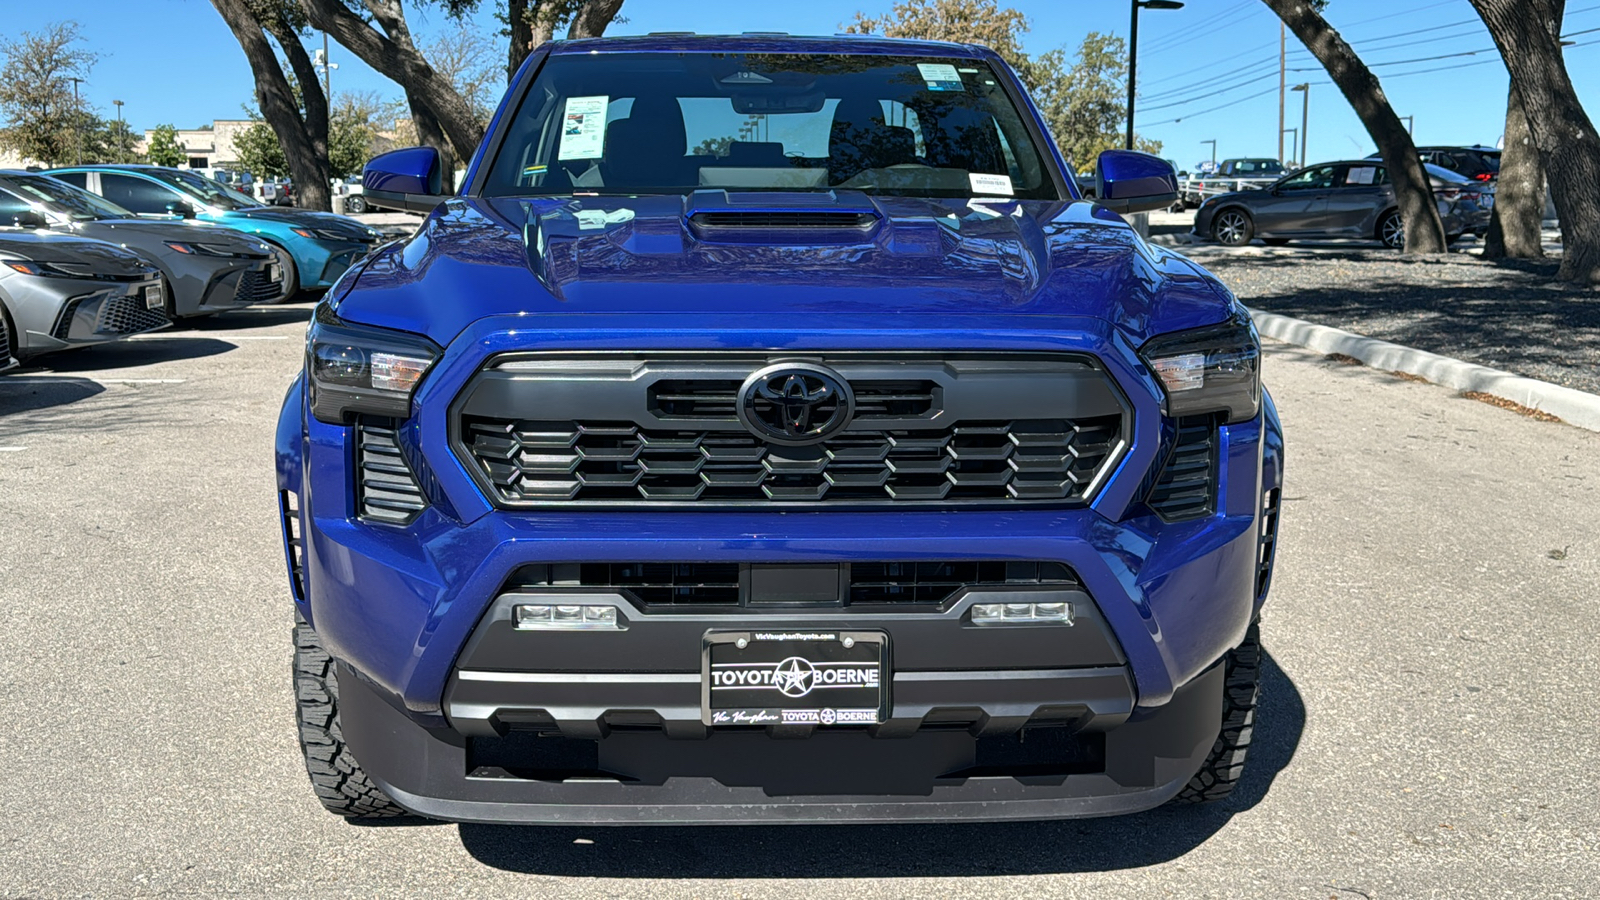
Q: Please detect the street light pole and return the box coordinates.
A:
[1201,139,1216,166]
[1282,128,1298,168]
[68,76,86,165]
[113,99,125,164]
[1400,115,1414,136]
[1126,0,1185,151]
[1291,83,1309,166]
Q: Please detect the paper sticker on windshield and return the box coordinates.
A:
[917,63,965,92]
[969,173,1014,196]
[1347,166,1377,185]
[558,95,609,160]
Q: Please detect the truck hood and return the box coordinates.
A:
[334,192,1233,345]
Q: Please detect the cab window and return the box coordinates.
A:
[99,174,179,215]
[1278,165,1336,190]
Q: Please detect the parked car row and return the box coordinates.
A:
[1191,158,1494,248]
[0,165,381,366]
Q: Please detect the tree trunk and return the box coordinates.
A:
[212,0,331,211]
[1483,82,1546,259]
[1471,0,1600,284]
[508,0,534,84]
[1261,0,1447,253]
[261,14,332,212]
[407,92,458,183]
[568,0,626,38]
[362,0,460,176]
[302,0,485,161]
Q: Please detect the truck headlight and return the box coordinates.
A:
[307,304,440,423]
[1139,309,1261,423]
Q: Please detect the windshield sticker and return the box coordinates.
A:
[558,95,609,161]
[1347,166,1377,185]
[968,173,1014,196]
[917,63,965,92]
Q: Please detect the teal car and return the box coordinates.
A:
[45,165,381,296]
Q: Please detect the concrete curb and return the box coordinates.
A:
[1250,309,1600,433]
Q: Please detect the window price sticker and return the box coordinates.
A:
[558,95,609,160]
[917,63,965,92]
[968,172,1015,196]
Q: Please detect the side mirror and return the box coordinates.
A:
[362,146,446,214]
[11,210,49,229]
[1093,150,1179,214]
[165,200,196,219]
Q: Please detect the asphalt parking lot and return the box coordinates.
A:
[1,304,1597,898]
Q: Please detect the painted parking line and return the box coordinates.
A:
[0,446,26,452]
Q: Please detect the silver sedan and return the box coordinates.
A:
[0,232,168,361]
[1193,160,1494,248]
[0,171,287,318]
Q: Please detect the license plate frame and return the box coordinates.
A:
[702,629,889,727]
[143,283,164,311]
[266,262,282,283]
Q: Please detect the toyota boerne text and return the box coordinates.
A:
[276,33,1285,824]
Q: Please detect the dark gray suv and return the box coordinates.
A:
[1193,160,1493,248]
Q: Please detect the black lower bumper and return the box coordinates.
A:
[338,660,1223,825]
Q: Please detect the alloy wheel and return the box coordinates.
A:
[1215,211,1249,245]
[1381,212,1404,249]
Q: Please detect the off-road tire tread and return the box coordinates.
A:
[292,613,407,818]
[1173,622,1261,804]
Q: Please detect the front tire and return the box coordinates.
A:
[293,612,408,819]
[1211,209,1254,246]
[262,241,300,303]
[346,195,367,214]
[1379,210,1405,249]
[1172,621,1261,804]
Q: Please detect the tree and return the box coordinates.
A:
[328,91,393,178]
[845,1,1158,170]
[97,117,140,164]
[1471,0,1600,284]
[424,25,500,129]
[1034,34,1161,172]
[1483,82,1546,260]
[1261,0,1446,254]
[506,0,626,83]
[211,0,332,210]
[234,119,289,177]
[0,22,99,166]
[146,124,187,168]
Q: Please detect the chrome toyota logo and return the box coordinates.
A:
[737,362,854,445]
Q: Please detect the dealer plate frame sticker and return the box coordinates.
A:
[701,630,889,727]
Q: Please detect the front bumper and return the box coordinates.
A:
[278,320,1284,823]
[1,272,168,357]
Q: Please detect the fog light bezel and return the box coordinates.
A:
[513,602,626,631]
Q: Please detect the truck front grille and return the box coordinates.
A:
[505,561,1081,608]
[463,416,1122,506]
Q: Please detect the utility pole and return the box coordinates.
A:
[1277,22,1286,164]
[68,76,86,165]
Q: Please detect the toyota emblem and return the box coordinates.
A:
[737,362,854,446]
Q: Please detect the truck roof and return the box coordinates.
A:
[548,33,995,59]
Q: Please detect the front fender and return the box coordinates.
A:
[276,372,305,495]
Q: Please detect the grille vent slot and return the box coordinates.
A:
[1257,487,1281,599]
[279,490,306,602]
[1147,415,1218,521]
[357,418,428,524]
[95,290,168,335]
[649,378,937,420]
[504,561,1081,609]
[689,211,877,229]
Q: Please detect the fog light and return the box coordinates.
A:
[513,602,624,630]
[970,600,1074,625]
[971,603,1003,622]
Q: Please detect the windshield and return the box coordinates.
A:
[153,170,262,210]
[1232,160,1283,175]
[483,52,1060,200]
[1,174,135,220]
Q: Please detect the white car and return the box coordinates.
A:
[332,176,367,214]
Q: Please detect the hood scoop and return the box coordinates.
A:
[684,190,881,244]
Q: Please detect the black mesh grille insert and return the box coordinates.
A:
[504,561,1080,609]
[356,418,428,524]
[463,417,1121,506]
[1147,415,1218,520]
[94,291,168,335]
[234,268,282,304]
[649,379,937,420]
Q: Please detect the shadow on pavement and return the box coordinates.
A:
[452,650,1304,878]
[183,305,315,331]
[0,375,105,416]
[22,337,237,373]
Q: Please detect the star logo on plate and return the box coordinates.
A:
[772,657,817,698]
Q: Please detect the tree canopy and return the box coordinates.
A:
[0,22,101,166]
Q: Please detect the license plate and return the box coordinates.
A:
[266,262,282,283]
[703,630,888,727]
[143,284,164,310]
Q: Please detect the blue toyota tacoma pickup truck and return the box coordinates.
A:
[276,34,1284,824]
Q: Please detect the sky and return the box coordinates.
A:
[12,0,1600,172]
